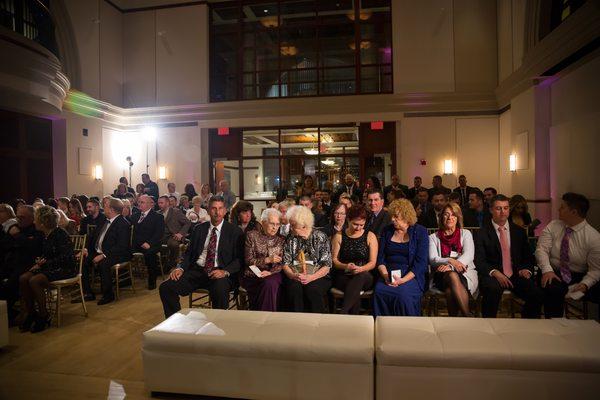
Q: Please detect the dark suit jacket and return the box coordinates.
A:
[91,215,132,265]
[79,212,107,236]
[144,181,160,201]
[367,209,391,238]
[334,185,362,203]
[463,208,491,229]
[407,186,428,200]
[428,186,451,200]
[161,207,191,237]
[474,221,534,278]
[418,208,440,229]
[453,186,474,207]
[132,209,164,249]
[180,221,243,276]
[383,184,409,201]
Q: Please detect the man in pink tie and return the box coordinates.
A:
[474,194,542,318]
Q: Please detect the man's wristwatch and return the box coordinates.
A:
[224,270,230,277]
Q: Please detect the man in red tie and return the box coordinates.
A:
[159,196,243,318]
[474,194,542,318]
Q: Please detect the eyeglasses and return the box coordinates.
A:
[334,212,346,216]
[442,213,457,219]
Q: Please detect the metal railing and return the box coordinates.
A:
[0,0,58,56]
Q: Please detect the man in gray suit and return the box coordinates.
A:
[158,196,191,268]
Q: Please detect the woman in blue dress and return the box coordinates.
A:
[373,199,429,316]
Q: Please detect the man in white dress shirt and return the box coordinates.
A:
[535,192,600,318]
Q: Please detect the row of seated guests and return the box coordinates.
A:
[157,191,600,320]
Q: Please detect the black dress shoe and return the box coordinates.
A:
[97,297,114,305]
[30,315,51,333]
[83,294,96,301]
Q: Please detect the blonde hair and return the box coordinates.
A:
[287,205,314,230]
[438,203,463,230]
[192,195,202,206]
[36,205,59,230]
[388,199,417,226]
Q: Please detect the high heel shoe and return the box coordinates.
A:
[19,313,36,333]
[30,315,51,333]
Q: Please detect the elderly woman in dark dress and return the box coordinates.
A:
[282,205,332,313]
[18,206,76,333]
[242,208,285,311]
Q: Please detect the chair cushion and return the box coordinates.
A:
[144,309,374,364]
[375,317,600,373]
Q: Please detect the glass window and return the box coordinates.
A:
[210,0,392,101]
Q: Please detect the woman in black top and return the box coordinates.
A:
[331,205,378,314]
[18,206,76,333]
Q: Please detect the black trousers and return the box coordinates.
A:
[333,271,373,314]
[479,273,543,318]
[159,268,233,318]
[542,271,600,318]
[283,275,331,313]
[134,244,160,284]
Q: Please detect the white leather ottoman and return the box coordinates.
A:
[0,300,8,347]
[375,317,600,400]
[143,309,374,399]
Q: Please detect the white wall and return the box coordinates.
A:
[61,0,123,106]
[122,4,209,107]
[497,0,527,83]
[548,55,600,228]
[398,115,501,191]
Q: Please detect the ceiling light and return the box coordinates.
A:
[304,148,318,155]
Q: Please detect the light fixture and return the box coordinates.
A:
[280,43,298,56]
[349,40,371,50]
[261,16,278,28]
[321,159,335,166]
[94,165,103,180]
[443,159,453,175]
[509,154,517,172]
[142,126,157,141]
[304,148,318,155]
[158,166,167,180]
[347,10,372,21]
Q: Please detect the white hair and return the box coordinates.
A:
[261,207,281,222]
[286,205,314,229]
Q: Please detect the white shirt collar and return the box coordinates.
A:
[210,219,225,232]
[107,215,119,224]
[492,220,509,232]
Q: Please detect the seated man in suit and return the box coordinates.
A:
[366,189,391,238]
[453,175,473,208]
[159,196,243,318]
[131,195,165,290]
[79,198,107,236]
[415,187,431,216]
[157,196,191,269]
[407,176,427,200]
[383,175,409,205]
[418,189,447,229]
[483,187,497,209]
[334,174,362,204]
[428,175,451,200]
[463,189,491,228]
[536,192,600,318]
[83,198,132,305]
[475,194,542,318]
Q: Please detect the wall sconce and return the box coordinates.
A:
[94,165,103,180]
[158,166,167,180]
[509,154,517,172]
[443,159,453,175]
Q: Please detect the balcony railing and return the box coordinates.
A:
[0,0,57,56]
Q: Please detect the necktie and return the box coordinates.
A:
[498,226,512,277]
[559,227,573,283]
[138,212,146,224]
[96,220,111,253]
[462,188,466,204]
[204,227,218,273]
